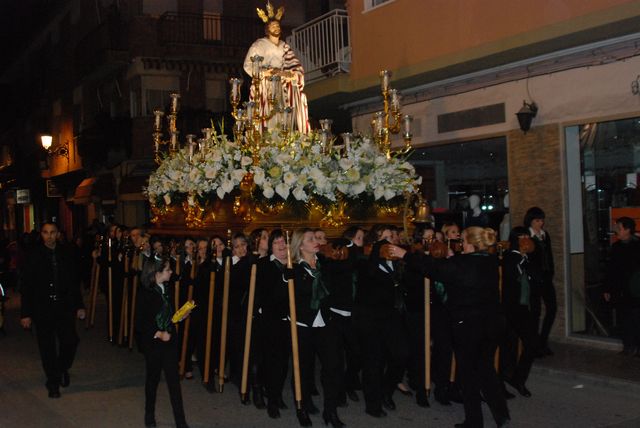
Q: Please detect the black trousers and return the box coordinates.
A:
[503,306,536,386]
[34,303,79,388]
[452,311,509,428]
[327,312,361,393]
[263,318,290,403]
[144,338,187,426]
[355,309,409,412]
[298,324,342,412]
[530,278,556,348]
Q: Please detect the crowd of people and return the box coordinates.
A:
[11,207,573,428]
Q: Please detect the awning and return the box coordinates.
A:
[73,175,116,205]
[119,175,148,201]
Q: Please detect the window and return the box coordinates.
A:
[132,75,180,117]
[363,0,393,12]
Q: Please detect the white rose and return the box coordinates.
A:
[231,168,246,182]
[221,179,234,194]
[262,185,275,199]
[204,166,217,179]
[275,183,290,200]
[375,156,386,166]
[309,167,324,182]
[374,186,385,200]
[352,182,366,195]
[163,194,172,205]
[283,171,297,186]
[384,188,396,200]
[292,186,307,201]
[241,156,253,167]
[338,158,353,170]
[336,183,349,194]
[212,150,222,162]
[253,168,265,185]
[216,187,226,199]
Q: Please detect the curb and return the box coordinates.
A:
[531,365,640,394]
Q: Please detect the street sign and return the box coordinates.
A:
[16,189,30,204]
[46,179,62,197]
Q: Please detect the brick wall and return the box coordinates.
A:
[507,123,566,339]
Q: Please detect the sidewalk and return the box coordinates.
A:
[532,340,640,392]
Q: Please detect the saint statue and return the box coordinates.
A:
[243,2,310,134]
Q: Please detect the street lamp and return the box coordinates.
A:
[40,134,69,159]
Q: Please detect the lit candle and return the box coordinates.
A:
[188,140,195,159]
[319,119,333,133]
[269,75,281,102]
[197,138,205,152]
[202,128,212,140]
[341,132,352,151]
[374,111,385,133]
[154,138,159,153]
[171,131,179,151]
[229,78,242,103]
[380,70,392,92]
[389,89,400,111]
[403,114,413,137]
[245,101,255,120]
[170,93,180,112]
[250,55,263,78]
[153,109,164,129]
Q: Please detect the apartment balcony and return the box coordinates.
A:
[287,9,351,84]
[158,13,265,48]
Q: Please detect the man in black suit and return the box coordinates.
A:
[20,222,85,398]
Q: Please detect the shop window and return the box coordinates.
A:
[566,118,640,340]
[408,137,508,235]
[364,0,393,11]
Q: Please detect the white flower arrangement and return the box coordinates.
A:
[146,132,421,211]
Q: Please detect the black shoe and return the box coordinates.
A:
[396,383,413,396]
[205,382,217,394]
[346,390,359,402]
[448,385,463,404]
[322,410,345,428]
[47,386,61,398]
[144,414,156,427]
[296,409,312,427]
[505,379,531,398]
[416,391,430,408]
[365,408,387,418]
[240,392,250,405]
[253,386,266,409]
[381,395,396,411]
[268,401,281,419]
[434,387,451,406]
[60,371,70,388]
[306,398,320,415]
[454,422,468,428]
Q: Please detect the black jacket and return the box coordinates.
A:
[21,242,83,320]
[135,283,176,353]
[255,256,290,322]
[528,231,554,283]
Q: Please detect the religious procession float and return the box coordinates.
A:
[146,2,426,236]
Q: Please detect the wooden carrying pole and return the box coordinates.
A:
[203,267,216,384]
[118,254,130,345]
[218,234,232,393]
[108,239,114,342]
[86,255,98,329]
[174,255,181,336]
[179,285,194,376]
[240,261,258,403]
[286,231,303,410]
[449,354,456,383]
[128,253,142,350]
[424,277,432,396]
[89,263,100,327]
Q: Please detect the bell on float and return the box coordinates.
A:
[413,196,431,223]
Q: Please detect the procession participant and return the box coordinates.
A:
[524,207,556,357]
[20,222,85,398]
[257,229,293,418]
[290,228,345,428]
[314,228,328,246]
[603,217,640,355]
[98,224,125,344]
[354,224,408,418]
[177,238,197,379]
[324,232,362,405]
[243,2,309,133]
[249,228,270,259]
[342,226,366,248]
[501,227,536,397]
[394,227,510,428]
[136,257,189,428]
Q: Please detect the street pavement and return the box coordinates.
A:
[2,290,640,428]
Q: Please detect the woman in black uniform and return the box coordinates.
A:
[136,257,189,428]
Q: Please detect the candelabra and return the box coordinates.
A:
[152,93,181,164]
[372,70,413,158]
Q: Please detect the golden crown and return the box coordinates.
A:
[257,1,284,23]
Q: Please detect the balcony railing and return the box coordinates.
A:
[287,9,351,84]
[158,12,264,47]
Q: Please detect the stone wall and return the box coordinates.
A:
[507,123,566,339]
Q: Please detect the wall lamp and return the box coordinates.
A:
[41,135,69,159]
[515,101,538,134]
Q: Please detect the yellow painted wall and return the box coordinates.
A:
[347,0,640,86]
